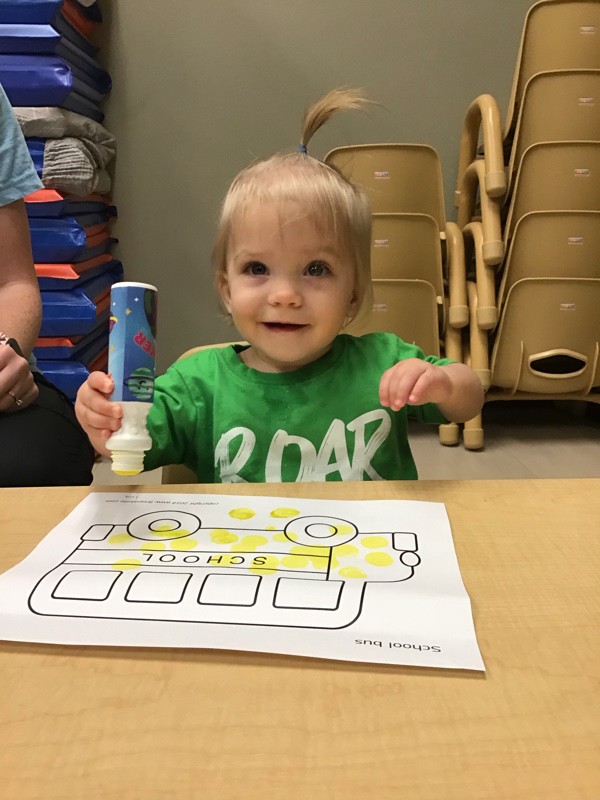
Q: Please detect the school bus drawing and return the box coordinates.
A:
[29,510,421,629]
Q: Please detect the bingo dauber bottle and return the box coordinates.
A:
[106,281,158,475]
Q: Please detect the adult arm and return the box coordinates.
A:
[0,198,42,355]
[0,200,42,411]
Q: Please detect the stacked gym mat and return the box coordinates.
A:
[0,0,122,399]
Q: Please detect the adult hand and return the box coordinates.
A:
[0,345,39,412]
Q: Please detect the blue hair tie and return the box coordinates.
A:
[298,143,308,154]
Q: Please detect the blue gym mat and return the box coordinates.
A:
[39,259,123,336]
[0,53,109,120]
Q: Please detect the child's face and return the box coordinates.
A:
[219,201,357,373]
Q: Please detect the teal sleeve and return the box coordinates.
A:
[0,85,43,206]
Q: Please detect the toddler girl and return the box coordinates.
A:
[75,87,483,482]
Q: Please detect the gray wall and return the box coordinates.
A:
[99,1,534,372]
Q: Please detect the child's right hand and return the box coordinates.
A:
[75,371,123,456]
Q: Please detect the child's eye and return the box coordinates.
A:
[244,261,268,275]
[305,261,330,277]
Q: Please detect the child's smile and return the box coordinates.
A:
[219,201,357,373]
[262,322,308,331]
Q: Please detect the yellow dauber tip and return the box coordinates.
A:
[113,469,142,476]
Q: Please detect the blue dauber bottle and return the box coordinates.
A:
[106,281,158,475]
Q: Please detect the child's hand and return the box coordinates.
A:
[379,358,452,411]
[75,371,123,456]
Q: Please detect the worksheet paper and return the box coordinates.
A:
[0,492,485,671]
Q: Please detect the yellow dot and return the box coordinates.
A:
[338,566,367,579]
[270,507,300,518]
[109,533,136,545]
[289,545,329,570]
[231,535,268,552]
[290,545,329,557]
[210,529,239,544]
[139,542,166,551]
[229,508,256,520]
[273,533,289,543]
[334,544,359,557]
[150,525,191,539]
[333,524,354,537]
[248,568,278,576]
[366,552,394,567]
[361,535,388,549]
[112,559,141,570]
[281,555,309,569]
[249,555,280,575]
[266,525,277,530]
[171,538,198,551]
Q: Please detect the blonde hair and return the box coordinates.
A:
[213,87,374,321]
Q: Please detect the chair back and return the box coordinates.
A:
[490,277,600,394]
[505,140,600,240]
[324,143,446,230]
[370,212,445,292]
[508,68,600,184]
[504,0,600,135]
[347,279,441,357]
[497,210,600,307]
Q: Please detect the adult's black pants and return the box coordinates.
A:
[0,372,94,487]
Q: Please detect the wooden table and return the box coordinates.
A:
[1,479,598,800]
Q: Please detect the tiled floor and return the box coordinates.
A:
[92,399,600,485]
[409,399,600,480]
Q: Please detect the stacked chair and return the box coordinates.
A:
[0,0,122,400]
[324,143,469,445]
[452,0,600,449]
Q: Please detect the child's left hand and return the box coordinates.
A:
[379,358,452,411]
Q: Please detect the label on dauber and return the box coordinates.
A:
[108,282,157,403]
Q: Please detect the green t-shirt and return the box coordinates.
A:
[145,332,453,483]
